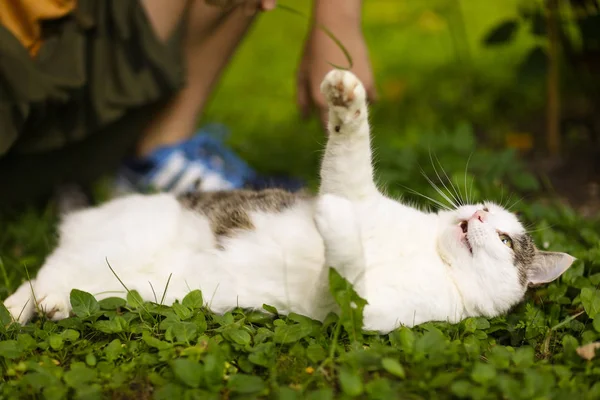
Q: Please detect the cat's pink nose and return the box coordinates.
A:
[471,210,487,223]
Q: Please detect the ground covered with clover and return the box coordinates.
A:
[2,1,600,399]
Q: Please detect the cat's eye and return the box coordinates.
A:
[499,233,513,248]
[483,206,489,212]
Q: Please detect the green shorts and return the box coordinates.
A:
[0,0,186,205]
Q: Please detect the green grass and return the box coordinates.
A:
[2,1,600,398]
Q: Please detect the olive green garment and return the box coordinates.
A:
[0,0,187,205]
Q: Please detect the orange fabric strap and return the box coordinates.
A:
[0,0,77,56]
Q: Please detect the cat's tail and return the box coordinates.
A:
[3,279,36,324]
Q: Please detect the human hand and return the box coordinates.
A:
[297,5,376,128]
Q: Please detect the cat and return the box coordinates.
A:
[3,70,575,334]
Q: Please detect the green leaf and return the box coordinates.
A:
[182,290,203,309]
[389,327,415,354]
[85,353,97,367]
[49,334,64,350]
[488,346,511,369]
[273,323,313,344]
[463,317,490,333]
[513,346,534,368]
[93,316,128,334]
[93,320,115,334]
[463,335,481,359]
[22,371,58,390]
[60,329,80,342]
[262,304,278,314]
[43,384,68,400]
[451,380,473,398]
[154,383,184,400]
[192,313,207,335]
[365,378,393,399]
[126,290,144,309]
[483,20,519,45]
[306,342,326,363]
[328,268,367,341]
[581,288,600,319]
[246,310,273,325]
[104,339,123,362]
[17,334,37,351]
[0,302,12,327]
[0,340,23,359]
[223,327,251,345]
[228,374,266,394]
[471,362,497,385]
[171,358,203,388]
[159,316,180,331]
[414,329,447,361]
[203,352,225,390]
[142,332,172,350]
[593,317,600,333]
[70,289,100,318]
[64,364,96,388]
[305,388,334,400]
[98,297,126,310]
[249,342,276,367]
[339,366,363,396]
[172,303,192,320]
[381,357,405,378]
[171,321,198,343]
[562,334,579,355]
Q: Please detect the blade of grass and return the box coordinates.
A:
[277,4,353,70]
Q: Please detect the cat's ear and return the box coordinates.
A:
[527,251,576,286]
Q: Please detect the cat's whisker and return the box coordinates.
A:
[420,170,458,210]
[502,192,513,210]
[525,224,556,234]
[507,196,526,211]
[429,151,463,207]
[469,176,475,205]
[464,152,474,204]
[402,185,452,211]
[434,152,465,206]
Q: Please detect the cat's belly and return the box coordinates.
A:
[205,201,333,321]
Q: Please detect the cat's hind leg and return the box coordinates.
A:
[4,280,37,324]
[4,277,73,323]
[319,70,378,200]
[33,289,71,321]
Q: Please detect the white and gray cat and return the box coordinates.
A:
[4,70,575,334]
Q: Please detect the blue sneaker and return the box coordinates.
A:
[114,124,304,196]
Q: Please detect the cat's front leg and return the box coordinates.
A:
[319,70,378,201]
[314,194,367,297]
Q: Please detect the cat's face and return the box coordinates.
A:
[436,202,574,316]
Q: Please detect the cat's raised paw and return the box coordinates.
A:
[320,70,367,127]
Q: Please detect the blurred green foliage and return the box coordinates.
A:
[1,1,600,398]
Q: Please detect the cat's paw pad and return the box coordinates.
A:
[37,294,71,321]
[320,70,366,112]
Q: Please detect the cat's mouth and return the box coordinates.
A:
[459,220,473,254]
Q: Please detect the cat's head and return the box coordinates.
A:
[436,202,575,317]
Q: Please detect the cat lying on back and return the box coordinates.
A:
[4,70,575,334]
